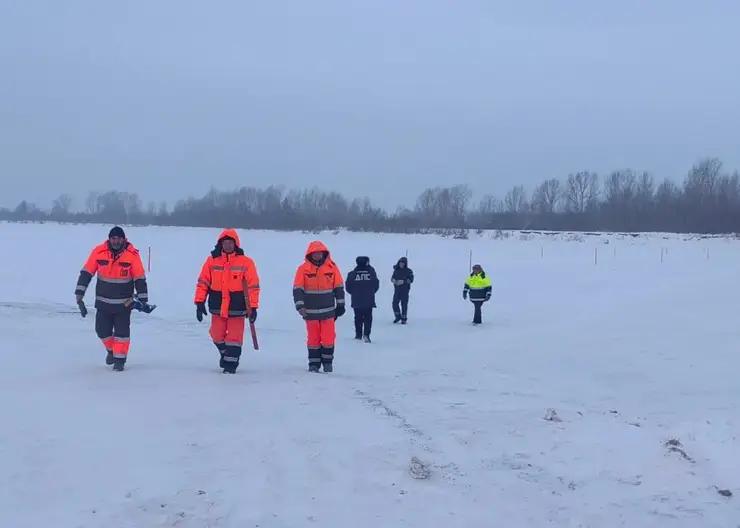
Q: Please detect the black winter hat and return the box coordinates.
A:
[109,226,126,239]
[356,256,370,266]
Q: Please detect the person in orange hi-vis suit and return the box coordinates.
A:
[194,229,260,374]
[293,240,345,372]
[75,226,149,371]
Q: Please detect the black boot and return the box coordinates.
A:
[393,314,401,323]
[321,346,334,373]
[308,345,322,372]
[362,335,371,343]
[214,343,227,368]
[222,345,241,374]
[112,359,125,371]
[105,350,114,365]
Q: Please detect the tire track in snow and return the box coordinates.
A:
[352,388,462,483]
[352,389,428,442]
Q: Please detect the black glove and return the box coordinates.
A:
[77,299,88,318]
[132,299,156,313]
[248,308,257,323]
[462,290,467,300]
[334,304,346,319]
[196,302,207,322]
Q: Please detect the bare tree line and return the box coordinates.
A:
[3,157,740,234]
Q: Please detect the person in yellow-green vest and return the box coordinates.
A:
[463,264,492,325]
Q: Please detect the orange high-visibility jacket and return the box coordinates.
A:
[75,240,148,312]
[293,241,345,321]
[194,229,260,318]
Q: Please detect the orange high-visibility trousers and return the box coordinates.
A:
[209,315,246,372]
[305,318,335,367]
[99,336,130,358]
[209,315,245,347]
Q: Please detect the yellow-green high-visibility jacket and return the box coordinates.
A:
[464,272,492,301]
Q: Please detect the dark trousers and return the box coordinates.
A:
[472,301,483,324]
[392,290,409,320]
[353,307,373,337]
[95,309,132,363]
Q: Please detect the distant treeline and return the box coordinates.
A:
[3,157,740,234]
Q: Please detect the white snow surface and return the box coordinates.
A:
[0,222,738,527]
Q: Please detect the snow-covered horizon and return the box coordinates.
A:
[3,218,740,249]
[1,221,738,527]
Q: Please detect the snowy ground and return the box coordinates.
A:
[0,222,738,527]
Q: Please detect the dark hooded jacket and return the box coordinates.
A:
[345,256,380,309]
[391,257,414,293]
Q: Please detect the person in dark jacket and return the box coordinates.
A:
[463,264,492,325]
[345,256,380,343]
[391,256,414,324]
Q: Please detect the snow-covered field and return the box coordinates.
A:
[0,222,738,527]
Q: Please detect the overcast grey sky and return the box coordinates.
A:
[1,1,739,211]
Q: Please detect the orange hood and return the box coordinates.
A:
[305,240,330,260]
[217,229,241,247]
